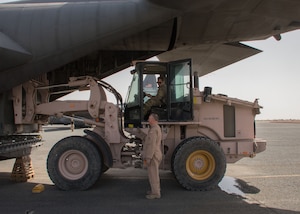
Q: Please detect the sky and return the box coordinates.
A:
[100,30,300,120]
[199,30,300,120]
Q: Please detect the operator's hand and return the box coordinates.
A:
[143,92,152,98]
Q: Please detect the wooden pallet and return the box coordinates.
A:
[11,155,34,182]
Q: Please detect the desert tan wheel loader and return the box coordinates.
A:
[10,59,266,190]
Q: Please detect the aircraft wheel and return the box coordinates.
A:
[47,136,102,190]
[172,137,226,191]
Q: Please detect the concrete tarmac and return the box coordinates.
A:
[0,122,299,214]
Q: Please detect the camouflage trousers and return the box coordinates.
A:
[143,98,163,116]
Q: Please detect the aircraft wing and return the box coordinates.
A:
[0,0,300,93]
[158,42,261,77]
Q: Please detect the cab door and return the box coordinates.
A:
[168,59,193,121]
[124,61,167,127]
[124,59,193,128]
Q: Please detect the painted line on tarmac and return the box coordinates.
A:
[239,174,300,179]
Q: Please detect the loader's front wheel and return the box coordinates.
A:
[172,137,226,191]
[47,136,102,190]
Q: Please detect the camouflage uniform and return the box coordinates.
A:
[143,83,166,116]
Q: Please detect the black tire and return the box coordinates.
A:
[171,136,199,174]
[47,136,102,190]
[172,136,226,191]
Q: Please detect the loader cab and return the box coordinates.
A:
[124,59,193,128]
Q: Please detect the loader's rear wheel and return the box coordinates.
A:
[47,136,102,190]
[172,137,226,191]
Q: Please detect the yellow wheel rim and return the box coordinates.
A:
[186,150,215,180]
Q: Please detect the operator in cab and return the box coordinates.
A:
[143,76,166,119]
